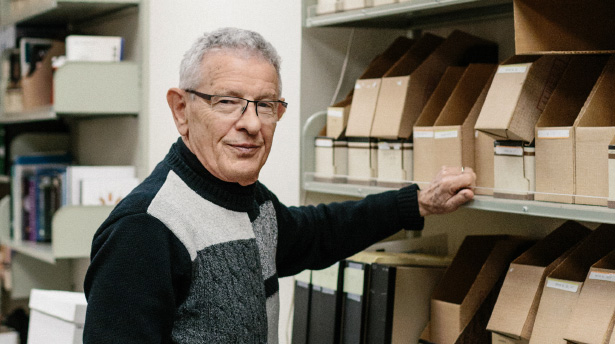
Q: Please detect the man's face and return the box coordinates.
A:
[173,50,284,186]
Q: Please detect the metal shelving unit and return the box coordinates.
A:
[302,111,615,225]
[304,0,512,28]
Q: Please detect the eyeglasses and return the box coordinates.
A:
[185,89,287,124]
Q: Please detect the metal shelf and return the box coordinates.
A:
[304,176,615,224]
[304,0,512,28]
[0,0,139,26]
[0,62,139,123]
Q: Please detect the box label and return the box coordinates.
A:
[378,142,401,150]
[497,65,528,74]
[434,130,459,139]
[328,109,344,118]
[495,145,524,156]
[414,130,434,138]
[546,278,580,293]
[537,129,570,139]
[343,266,365,296]
[589,271,615,282]
[315,138,333,147]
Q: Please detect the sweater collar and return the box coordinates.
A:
[165,138,257,212]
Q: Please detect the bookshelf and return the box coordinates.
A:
[0,0,143,299]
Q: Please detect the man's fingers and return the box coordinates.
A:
[445,188,475,211]
[446,171,476,195]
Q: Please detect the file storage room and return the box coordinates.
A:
[0,0,614,343]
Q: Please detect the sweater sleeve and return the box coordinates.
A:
[83,213,192,343]
[275,184,424,277]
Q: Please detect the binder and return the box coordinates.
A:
[292,270,312,344]
[341,260,371,344]
[308,262,344,344]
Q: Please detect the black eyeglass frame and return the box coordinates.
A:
[184,89,288,117]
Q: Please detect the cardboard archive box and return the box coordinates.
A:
[529,224,615,344]
[431,64,497,180]
[347,137,377,185]
[342,0,372,11]
[564,249,615,344]
[326,94,352,139]
[345,36,415,138]
[513,0,615,54]
[412,66,465,185]
[493,141,535,200]
[474,55,570,143]
[370,30,497,141]
[610,137,615,209]
[487,221,591,343]
[21,41,65,111]
[373,0,398,6]
[27,289,87,344]
[314,137,348,183]
[316,0,339,15]
[341,251,449,344]
[430,235,532,344]
[474,131,495,196]
[376,140,412,188]
[369,33,444,139]
[534,55,610,204]
[574,55,615,206]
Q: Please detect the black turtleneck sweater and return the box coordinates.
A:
[83,138,424,343]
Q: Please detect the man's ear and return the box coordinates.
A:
[276,97,287,122]
[167,88,189,136]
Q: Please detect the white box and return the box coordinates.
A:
[377,140,412,188]
[65,165,136,205]
[314,137,348,183]
[66,35,124,62]
[27,289,87,344]
[493,141,535,200]
[0,326,18,344]
[347,138,377,185]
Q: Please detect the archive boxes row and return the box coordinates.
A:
[315,0,413,16]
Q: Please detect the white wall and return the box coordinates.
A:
[146,1,302,343]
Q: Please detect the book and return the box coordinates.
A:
[35,168,65,242]
[65,166,135,206]
[65,35,124,62]
[79,177,139,205]
[19,37,54,77]
[10,153,71,242]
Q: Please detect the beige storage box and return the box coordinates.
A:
[369,33,444,139]
[314,137,348,183]
[341,0,372,11]
[316,0,339,15]
[609,137,615,209]
[493,141,535,200]
[487,221,591,342]
[373,0,397,5]
[27,289,87,344]
[475,55,570,143]
[530,224,615,344]
[534,55,609,204]
[347,138,377,185]
[346,37,415,138]
[564,249,615,344]
[474,130,495,196]
[431,64,496,181]
[574,55,615,206]
[376,139,412,188]
[326,95,352,139]
[430,235,531,344]
[513,0,615,54]
[412,66,465,185]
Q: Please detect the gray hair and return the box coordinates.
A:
[179,27,282,94]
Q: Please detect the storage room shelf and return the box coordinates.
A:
[303,175,615,224]
[0,62,139,123]
[305,0,512,28]
[0,205,114,263]
[0,0,140,26]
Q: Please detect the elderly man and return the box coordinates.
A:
[83,27,475,343]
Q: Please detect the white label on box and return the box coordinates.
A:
[495,146,524,156]
[475,130,479,138]
[497,65,528,74]
[315,138,333,147]
[434,130,459,139]
[546,278,580,293]
[537,129,570,139]
[343,266,365,296]
[414,130,433,138]
[589,271,615,282]
[328,109,344,118]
